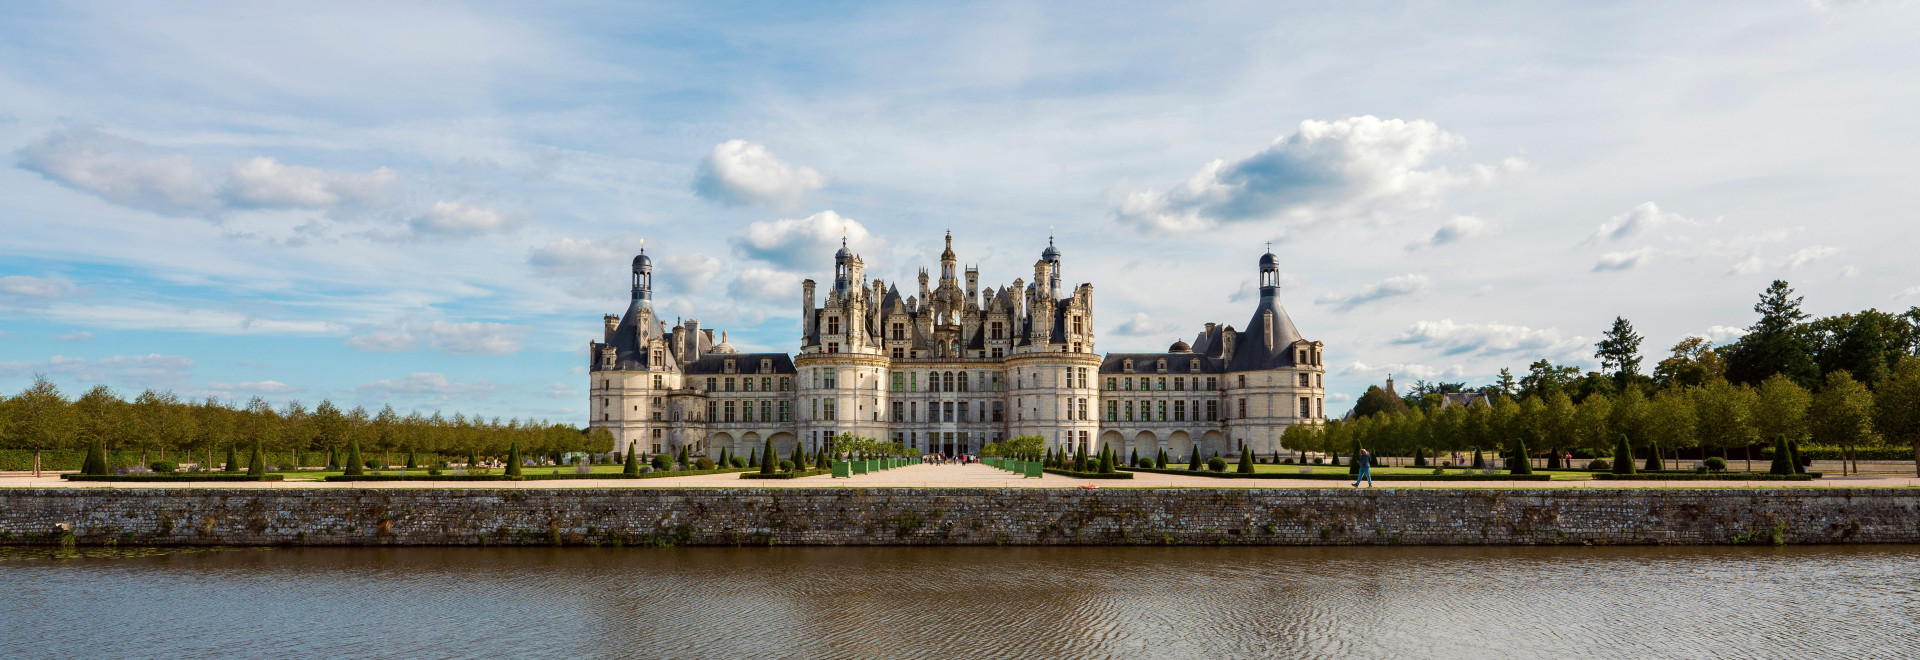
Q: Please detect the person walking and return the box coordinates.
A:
[1352,448,1374,488]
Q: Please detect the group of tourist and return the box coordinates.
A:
[921,454,974,466]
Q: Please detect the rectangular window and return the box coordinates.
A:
[1207,400,1218,421]
[1077,398,1087,421]
[1238,398,1248,419]
[1125,400,1134,422]
[958,372,969,392]
[991,347,1003,358]
[892,373,903,392]
[892,401,904,422]
[781,377,791,391]
[825,368,837,388]
[810,399,817,421]
[1206,377,1217,391]
[706,401,716,420]
[653,375,663,389]
[706,377,717,391]
[1157,400,1167,422]
[724,401,735,422]
[1174,377,1185,391]
[958,401,970,421]
[910,401,918,422]
[1238,375,1247,388]
[943,402,955,422]
[1174,400,1186,422]
[1106,377,1116,391]
[1158,377,1167,391]
[1316,398,1324,418]
[993,373,1005,391]
[725,378,736,392]
[992,401,1004,422]
[824,399,837,421]
[910,373,918,392]
[1300,397,1311,417]
[1106,400,1117,421]
[1125,377,1134,391]
[1299,374,1310,387]
[892,348,903,359]
[761,401,771,422]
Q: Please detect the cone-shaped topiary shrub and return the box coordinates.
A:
[1788,441,1806,474]
[1188,448,1201,471]
[1509,437,1532,475]
[676,445,689,471]
[1237,448,1255,474]
[1098,446,1116,473]
[1613,435,1635,475]
[344,442,365,476]
[81,438,109,475]
[1769,436,1795,475]
[326,449,340,470]
[1350,440,1361,475]
[224,445,240,472]
[466,449,478,470]
[1128,448,1138,468]
[505,442,523,477]
[1471,449,1485,470]
[624,443,641,476]
[790,442,804,470]
[247,438,265,477]
[1157,448,1169,469]
[1644,442,1663,472]
[761,438,776,475]
[1414,447,1428,467]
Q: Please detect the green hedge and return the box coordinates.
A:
[1592,473,1818,481]
[325,468,752,482]
[59,473,285,482]
[1118,466,1552,481]
[740,469,831,480]
[1042,468,1134,479]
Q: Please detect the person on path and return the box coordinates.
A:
[1352,448,1374,488]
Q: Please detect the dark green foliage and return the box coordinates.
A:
[1156,448,1168,469]
[1509,437,1532,475]
[247,438,265,477]
[345,442,367,476]
[405,451,418,470]
[1237,449,1255,474]
[747,448,759,468]
[1644,442,1663,472]
[789,442,803,469]
[505,442,523,477]
[81,438,109,475]
[651,453,672,471]
[624,444,640,476]
[1414,447,1428,467]
[1704,456,1728,471]
[816,446,831,470]
[149,461,178,473]
[761,438,776,475]
[1725,280,1819,387]
[695,457,716,470]
[1353,385,1411,418]
[1788,441,1806,474]
[1207,457,1228,472]
[1098,446,1116,474]
[778,459,796,472]
[1472,449,1485,470]
[1770,436,1796,475]
[1188,448,1201,471]
[1349,439,1361,475]
[224,445,240,473]
[676,445,689,471]
[465,449,477,470]
[1613,435,1636,475]
[326,449,340,470]
[1595,316,1645,383]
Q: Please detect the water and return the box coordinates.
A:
[3,545,1916,659]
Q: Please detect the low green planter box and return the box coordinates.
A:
[1024,461,1043,478]
[851,461,868,475]
[831,461,851,478]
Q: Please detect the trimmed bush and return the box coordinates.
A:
[747,448,759,468]
[148,461,178,473]
[695,457,716,470]
[1770,436,1796,475]
[364,460,380,470]
[1588,459,1612,471]
[1788,441,1806,474]
[247,438,266,477]
[1613,435,1636,475]
[652,453,672,471]
[623,444,641,477]
[1645,442,1663,472]
[505,442,523,477]
[81,439,109,476]
[1098,447,1116,474]
[1414,447,1428,467]
[1156,448,1168,469]
[778,459,796,472]
[760,438,776,475]
[729,456,746,468]
[1041,467,1134,479]
[1704,456,1728,472]
[405,452,419,470]
[224,445,240,473]
[1207,456,1228,472]
[1237,449,1255,474]
[1471,449,1485,470]
[1509,437,1532,475]
[344,442,365,476]
[1187,449,1201,471]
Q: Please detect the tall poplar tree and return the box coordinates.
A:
[1595,316,1645,385]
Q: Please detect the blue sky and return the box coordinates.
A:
[3,1,1917,421]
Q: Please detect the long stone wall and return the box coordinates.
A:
[2,488,1916,547]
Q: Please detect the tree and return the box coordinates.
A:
[1520,360,1583,400]
[1352,385,1410,418]
[1187,446,1201,471]
[81,437,109,475]
[1156,448,1169,468]
[624,442,640,476]
[1725,280,1818,387]
[1595,316,1645,385]
[1754,374,1813,470]
[1613,435,1635,475]
[1098,446,1115,474]
[1874,357,1920,477]
[225,445,240,473]
[1809,370,1878,476]
[1653,337,1725,388]
[506,442,523,477]
[9,376,75,476]
[760,437,776,475]
[344,441,365,476]
[1692,379,1758,469]
[1237,447,1255,474]
[1769,435,1796,475]
[1509,435,1532,475]
[247,437,266,477]
[1644,441,1662,472]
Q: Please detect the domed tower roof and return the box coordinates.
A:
[941,230,956,260]
[632,250,652,272]
[1168,339,1192,353]
[710,331,737,354]
[836,237,853,260]
[1041,235,1060,261]
[1258,250,1277,269]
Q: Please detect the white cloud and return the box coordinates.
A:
[1839,266,1860,278]
[660,253,724,293]
[1405,215,1494,250]
[730,210,876,269]
[1690,326,1749,343]
[1113,312,1177,337]
[353,372,498,402]
[728,267,802,304]
[1586,202,1693,244]
[35,302,345,335]
[1393,319,1587,358]
[53,331,92,342]
[345,321,530,355]
[407,201,515,238]
[1113,116,1521,232]
[1315,274,1431,311]
[1341,361,1468,380]
[18,128,395,216]
[207,380,300,394]
[1727,245,1840,275]
[0,275,78,301]
[224,156,394,209]
[1592,247,1654,272]
[526,235,650,293]
[0,353,197,388]
[1896,286,1920,299]
[693,139,827,209]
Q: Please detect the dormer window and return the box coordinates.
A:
[1189,359,1200,372]
[827,316,841,334]
[1123,358,1134,373]
[1156,358,1167,373]
[724,359,736,374]
[760,358,772,371]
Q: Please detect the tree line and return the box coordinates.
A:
[0,382,595,468]
[1304,280,1920,475]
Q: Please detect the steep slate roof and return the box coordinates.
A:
[1225,290,1307,372]
[682,353,797,375]
[1098,352,1228,374]
[594,299,670,371]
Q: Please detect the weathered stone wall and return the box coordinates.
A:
[2,488,1916,547]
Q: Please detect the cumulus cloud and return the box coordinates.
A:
[660,253,724,293]
[18,128,395,216]
[693,139,826,209]
[0,275,78,303]
[1405,215,1494,251]
[728,267,802,304]
[1315,274,1431,311]
[1592,247,1654,272]
[1113,312,1177,337]
[1393,319,1586,358]
[1585,202,1693,244]
[1727,245,1840,275]
[1341,361,1468,380]
[1690,326,1748,343]
[0,353,196,389]
[407,201,516,238]
[730,210,876,269]
[527,235,650,293]
[353,372,498,402]
[1113,116,1521,233]
[345,321,530,355]
[207,380,300,394]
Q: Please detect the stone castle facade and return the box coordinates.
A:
[587,233,1326,460]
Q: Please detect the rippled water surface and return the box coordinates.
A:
[3,545,1917,659]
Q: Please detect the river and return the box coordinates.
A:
[3,545,1915,659]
